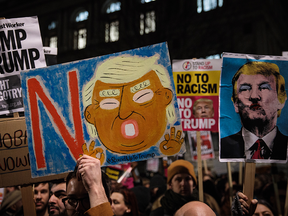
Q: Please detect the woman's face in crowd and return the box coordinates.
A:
[253,204,274,216]
[111,192,130,216]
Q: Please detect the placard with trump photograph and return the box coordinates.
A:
[220,53,288,163]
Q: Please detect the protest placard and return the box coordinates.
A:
[172,59,221,131]
[20,42,185,178]
[0,16,46,115]
[220,53,288,163]
[186,131,215,160]
[0,117,67,187]
[43,47,57,66]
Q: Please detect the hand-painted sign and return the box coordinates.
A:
[0,16,46,115]
[220,53,288,163]
[172,59,221,131]
[20,42,185,177]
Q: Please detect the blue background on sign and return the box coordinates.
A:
[220,57,288,139]
[20,42,183,177]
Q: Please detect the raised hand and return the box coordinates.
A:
[80,140,105,165]
[160,127,184,155]
[77,155,108,207]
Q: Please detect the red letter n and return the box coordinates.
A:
[27,70,84,169]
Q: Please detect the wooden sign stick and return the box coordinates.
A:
[227,162,233,210]
[284,180,288,216]
[239,162,243,185]
[243,161,256,204]
[196,131,203,202]
[16,110,36,215]
[203,159,208,174]
[21,185,36,216]
[272,173,282,216]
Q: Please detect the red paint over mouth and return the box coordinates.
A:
[250,103,261,110]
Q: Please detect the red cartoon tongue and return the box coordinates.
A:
[121,120,139,139]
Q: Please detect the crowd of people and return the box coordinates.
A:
[0,155,285,216]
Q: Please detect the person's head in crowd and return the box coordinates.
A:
[167,159,197,197]
[4,186,19,196]
[0,190,23,215]
[110,179,118,192]
[63,164,110,216]
[142,177,150,188]
[193,98,214,118]
[130,185,150,216]
[111,187,140,216]
[34,182,50,216]
[261,180,286,215]
[174,201,216,216]
[149,173,166,201]
[252,199,276,216]
[49,179,67,216]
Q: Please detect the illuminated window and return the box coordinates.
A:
[49,36,57,48]
[141,0,155,3]
[106,2,121,13]
[197,0,223,13]
[105,21,119,42]
[73,9,89,50]
[103,1,120,43]
[76,11,89,22]
[48,21,57,30]
[74,29,87,49]
[206,54,221,59]
[140,11,156,35]
[46,21,58,48]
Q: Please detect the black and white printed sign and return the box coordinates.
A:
[0,16,46,115]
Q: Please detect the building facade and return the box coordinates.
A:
[1,0,288,64]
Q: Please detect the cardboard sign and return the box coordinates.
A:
[172,59,221,131]
[0,17,46,115]
[146,158,159,172]
[219,53,288,163]
[20,42,185,178]
[0,117,67,187]
[186,131,214,160]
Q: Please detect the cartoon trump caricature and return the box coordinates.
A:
[83,54,184,162]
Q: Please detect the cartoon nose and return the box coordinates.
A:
[118,96,133,120]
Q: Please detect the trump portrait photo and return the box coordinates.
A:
[220,53,288,163]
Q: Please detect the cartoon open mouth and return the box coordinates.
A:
[250,103,261,110]
[121,119,139,139]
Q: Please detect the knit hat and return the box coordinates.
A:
[167,160,197,186]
